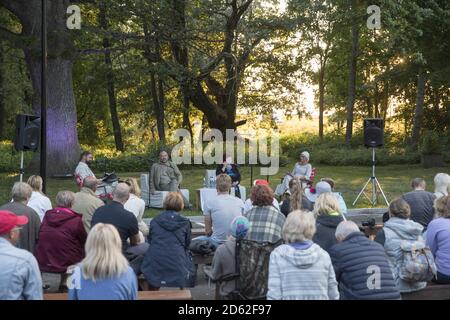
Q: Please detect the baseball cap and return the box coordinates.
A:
[0,210,28,235]
[253,179,269,186]
[230,216,250,240]
[305,181,332,202]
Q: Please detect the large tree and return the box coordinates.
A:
[0,0,80,174]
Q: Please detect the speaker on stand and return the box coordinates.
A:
[353,118,389,207]
[14,114,41,182]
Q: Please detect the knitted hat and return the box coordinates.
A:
[305,181,332,202]
[230,216,250,239]
[300,151,310,161]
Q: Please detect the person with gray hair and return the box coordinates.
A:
[91,183,149,274]
[0,182,41,253]
[35,191,87,291]
[328,221,400,300]
[401,177,436,229]
[267,210,339,300]
[72,176,105,233]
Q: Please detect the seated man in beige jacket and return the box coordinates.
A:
[72,176,104,233]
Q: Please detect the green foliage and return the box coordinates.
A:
[0,141,33,173]
[419,130,443,155]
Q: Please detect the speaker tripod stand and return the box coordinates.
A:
[353,147,389,207]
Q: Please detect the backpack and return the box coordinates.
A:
[386,226,437,282]
[235,239,283,300]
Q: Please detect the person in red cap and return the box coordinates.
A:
[0,210,43,300]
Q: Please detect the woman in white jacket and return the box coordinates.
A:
[124,177,149,242]
[267,210,339,300]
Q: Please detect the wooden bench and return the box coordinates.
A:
[192,252,214,265]
[43,289,192,300]
[401,283,450,300]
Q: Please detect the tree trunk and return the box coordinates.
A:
[100,1,124,152]
[318,70,325,141]
[1,0,81,175]
[345,3,359,146]
[0,41,5,139]
[149,69,165,142]
[411,69,426,148]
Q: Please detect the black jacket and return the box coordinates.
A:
[401,190,436,229]
[216,164,241,183]
[280,196,314,217]
[313,214,344,253]
[140,210,196,288]
[329,232,400,300]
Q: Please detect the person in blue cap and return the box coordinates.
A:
[204,216,250,299]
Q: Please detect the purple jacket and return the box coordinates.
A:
[426,218,450,276]
[35,208,87,273]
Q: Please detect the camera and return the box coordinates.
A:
[361,218,376,228]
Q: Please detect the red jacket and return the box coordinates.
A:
[35,207,87,273]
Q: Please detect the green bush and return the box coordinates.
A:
[0,141,34,173]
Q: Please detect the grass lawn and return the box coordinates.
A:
[0,162,448,218]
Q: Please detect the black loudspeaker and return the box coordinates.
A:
[364,118,384,148]
[14,114,41,152]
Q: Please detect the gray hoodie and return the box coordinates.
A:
[267,243,339,300]
[383,217,427,293]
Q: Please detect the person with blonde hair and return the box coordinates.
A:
[267,210,339,300]
[426,196,450,284]
[434,173,450,199]
[0,182,40,253]
[312,192,345,253]
[26,175,52,221]
[124,177,149,240]
[197,174,244,249]
[141,192,196,289]
[35,191,87,291]
[280,176,313,216]
[68,223,137,300]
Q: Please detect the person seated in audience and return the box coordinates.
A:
[244,184,286,244]
[68,223,137,300]
[401,178,436,229]
[91,183,149,274]
[72,176,105,233]
[374,198,426,293]
[267,210,339,300]
[434,173,450,200]
[216,155,242,199]
[0,182,40,253]
[0,210,43,300]
[276,151,312,196]
[280,176,313,217]
[204,216,250,299]
[306,181,347,215]
[426,196,450,284]
[244,180,280,213]
[141,192,195,289]
[35,191,87,291]
[312,192,345,253]
[124,177,149,243]
[329,221,400,300]
[194,174,244,249]
[26,175,52,222]
[320,178,348,214]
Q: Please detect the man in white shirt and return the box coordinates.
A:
[75,151,102,184]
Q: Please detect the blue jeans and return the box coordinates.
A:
[191,235,220,250]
